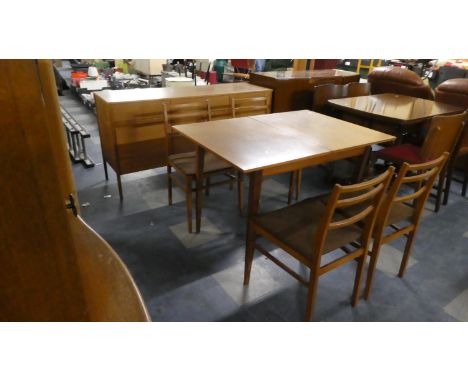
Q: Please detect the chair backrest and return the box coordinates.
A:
[314,168,394,258]
[376,153,449,233]
[163,100,211,155]
[344,82,371,97]
[231,96,269,118]
[368,66,434,100]
[312,83,347,114]
[420,111,467,161]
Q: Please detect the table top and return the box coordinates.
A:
[328,93,464,124]
[251,69,359,80]
[173,110,395,173]
[94,82,271,103]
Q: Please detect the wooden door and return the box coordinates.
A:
[0,60,149,321]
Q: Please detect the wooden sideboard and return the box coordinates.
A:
[249,69,360,112]
[94,83,272,198]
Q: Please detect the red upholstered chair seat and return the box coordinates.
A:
[376,143,423,163]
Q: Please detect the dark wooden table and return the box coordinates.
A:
[249,69,360,112]
[328,93,465,136]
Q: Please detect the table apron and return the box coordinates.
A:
[261,146,367,177]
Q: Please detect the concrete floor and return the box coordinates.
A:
[60,91,468,321]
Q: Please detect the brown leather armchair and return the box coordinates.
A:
[368,66,434,99]
[435,78,468,109]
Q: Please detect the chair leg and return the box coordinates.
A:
[186,178,193,234]
[205,176,210,196]
[462,165,468,197]
[288,171,296,205]
[103,158,109,181]
[117,174,123,200]
[295,169,302,201]
[305,269,319,321]
[443,162,454,206]
[352,252,367,306]
[364,237,384,301]
[237,171,244,215]
[398,231,417,278]
[434,168,446,213]
[167,165,173,205]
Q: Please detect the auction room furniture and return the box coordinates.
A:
[368,66,434,100]
[345,82,371,97]
[249,69,360,112]
[311,83,347,116]
[309,82,374,186]
[435,79,468,200]
[362,154,448,301]
[164,100,241,233]
[0,59,149,321]
[375,112,467,212]
[247,168,393,321]
[94,83,272,199]
[173,110,395,248]
[231,96,269,118]
[328,93,465,137]
[312,82,371,115]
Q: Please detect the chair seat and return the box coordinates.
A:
[376,144,423,164]
[169,151,233,175]
[252,196,362,259]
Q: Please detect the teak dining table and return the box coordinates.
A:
[328,93,465,136]
[173,110,395,234]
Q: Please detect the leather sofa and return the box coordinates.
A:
[368,66,434,100]
[435,78,468,109]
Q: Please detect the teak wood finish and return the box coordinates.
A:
[94,83,272,199]
[246,169,394,321]
[0,59,149,321]
[164,100,242,233]
[173,110,395,244]
[249,69,360,112]
[364,154,449,300]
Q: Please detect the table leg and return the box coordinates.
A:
[354,146,372,182]
[244,170,263,285]
[195,145,205,233]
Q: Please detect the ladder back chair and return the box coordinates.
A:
[311,83,347,116]
[443,115,468,201]
[375,111,466,212]
[164,100,242,233]
[244,168,394,321]
[364,153,449,300]
[344,82,371,97]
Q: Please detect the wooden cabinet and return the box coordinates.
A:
[94,83,272,198]
[249,69,360,112]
